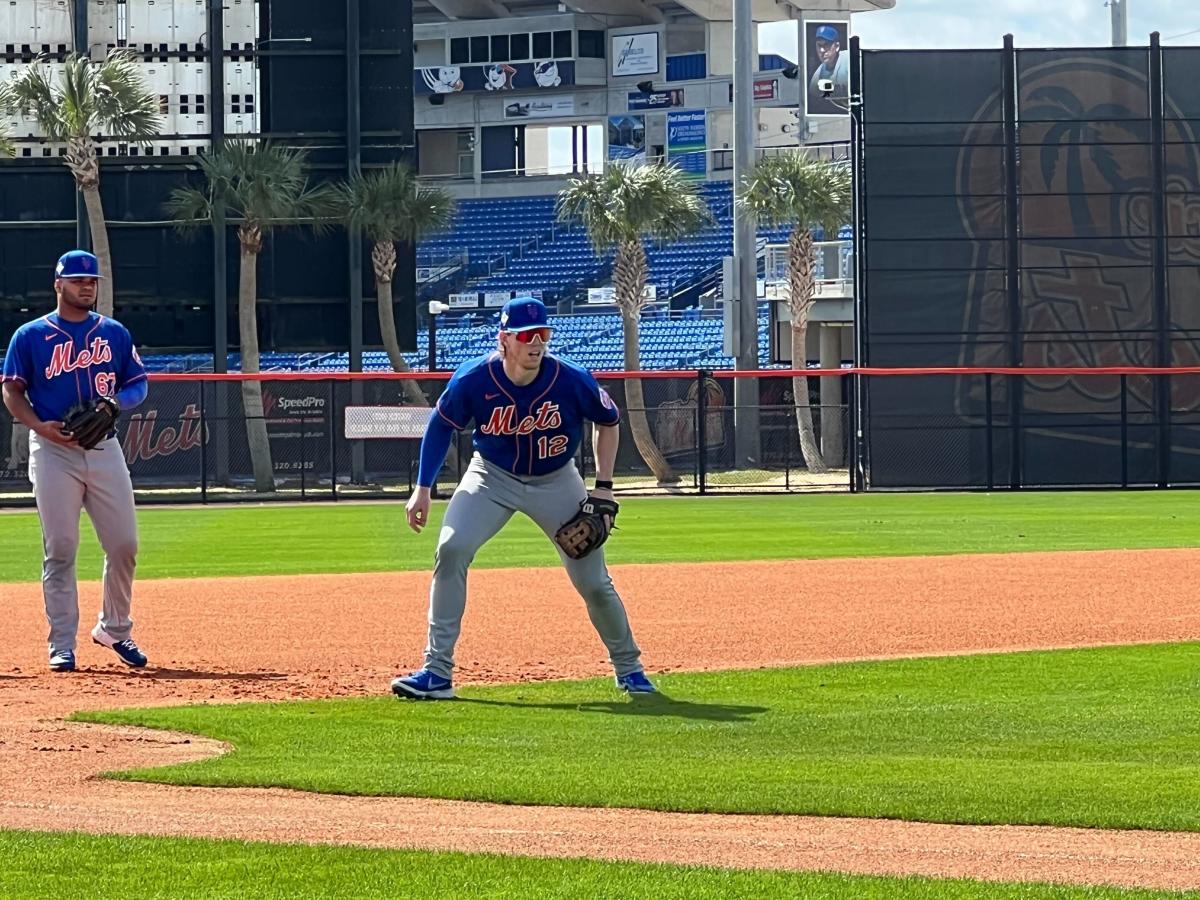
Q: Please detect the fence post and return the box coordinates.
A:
[1120,374,1129,488]
[329,379,338,501]
[300,407,308,500]
[847,371,857,493]
[696,370,709,494]
[199,380,208,504]
[985,372,994,490]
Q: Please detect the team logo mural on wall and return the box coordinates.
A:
[534,61,562,88]
[485,64,517,91]
[415,60,576,95]
[955,54,1200,416]
[422,66,465,94]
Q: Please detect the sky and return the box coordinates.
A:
[760,0,1199,57]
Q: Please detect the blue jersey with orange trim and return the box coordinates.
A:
[435,352,620,477]
[2,312,147,423]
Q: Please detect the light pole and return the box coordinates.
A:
[427,300,449,371]
[732,0,761,467]
[1109,0,1128,46]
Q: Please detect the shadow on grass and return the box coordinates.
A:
[457,691,767,722]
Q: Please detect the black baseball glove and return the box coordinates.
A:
[554,495,619,560]
[61,396,120,450]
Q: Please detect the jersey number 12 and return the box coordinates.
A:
[537,435,568,459]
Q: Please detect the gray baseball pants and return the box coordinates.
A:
[424,454,643,679]
[28,433,138,655]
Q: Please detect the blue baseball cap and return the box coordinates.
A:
[499,296,549,332]
[55,250,103,279]
[815,24,840,43]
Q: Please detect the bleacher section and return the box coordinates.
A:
[418,195,561,295]
[422,182,797,308]
[117,183,847,375]
[132,303,780,375]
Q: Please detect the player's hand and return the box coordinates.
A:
[406,487,433,533]
[34,420,78,447]
[588,488,616,529]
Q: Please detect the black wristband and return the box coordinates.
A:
[594,479,614,490]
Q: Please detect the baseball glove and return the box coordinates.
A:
[62,396,120,450]
[554,495,619,560]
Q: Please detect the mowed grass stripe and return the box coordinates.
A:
[80,643,1200,832]
[0,831,1189,900]
[3,491,1200,580]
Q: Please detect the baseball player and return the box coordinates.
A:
[392,296,656,700]
[809,24,849,101]
[1,250,149,672]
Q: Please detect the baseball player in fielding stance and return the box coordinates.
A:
[1,250,149,672]
[393,296,656,699]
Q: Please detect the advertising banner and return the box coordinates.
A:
[667,109,707,179]
[611,32,659,77]
[727,78,783,104]
[503,95,575,119]
[628,88,683,111]
[607,114,646,164]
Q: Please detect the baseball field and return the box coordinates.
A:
[2,492,1200,898]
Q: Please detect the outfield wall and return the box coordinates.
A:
[857,39,1200,488]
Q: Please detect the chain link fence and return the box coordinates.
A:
[0,370,852,507]
[8,367,1199,506]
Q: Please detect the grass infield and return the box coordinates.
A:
[2,491,1200,581]
[0,831,1192,899]
[78,643,1200,832]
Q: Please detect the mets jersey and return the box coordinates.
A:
[2,312,147,423]
[436,352,620,478]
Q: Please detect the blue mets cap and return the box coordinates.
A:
[815,24,840,42]
[499,296,549,332]
[55,250,103,279]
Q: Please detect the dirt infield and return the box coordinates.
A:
[3,549,1200,890]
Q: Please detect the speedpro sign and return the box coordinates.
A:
[612,32,659,77]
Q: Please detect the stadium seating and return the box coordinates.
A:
[422,182,807,308]
[109,184,850,376]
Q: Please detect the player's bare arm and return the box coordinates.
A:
[592,421,619,503]
[2,382,77,447]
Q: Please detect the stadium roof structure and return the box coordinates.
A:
[415,0,895,26]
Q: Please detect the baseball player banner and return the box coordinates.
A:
[667,109,707,180]
[416,59,574,96]
[804,21,850,118]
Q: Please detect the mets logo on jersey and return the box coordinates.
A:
[480,401,563,436]
[44,337,113,379]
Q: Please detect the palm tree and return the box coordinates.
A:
[557,162,711,485]
[339,161,456,406]
[5,50,161,315]
[165,140,337,493]
[740,153,852,474]
[0,86,14,158]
